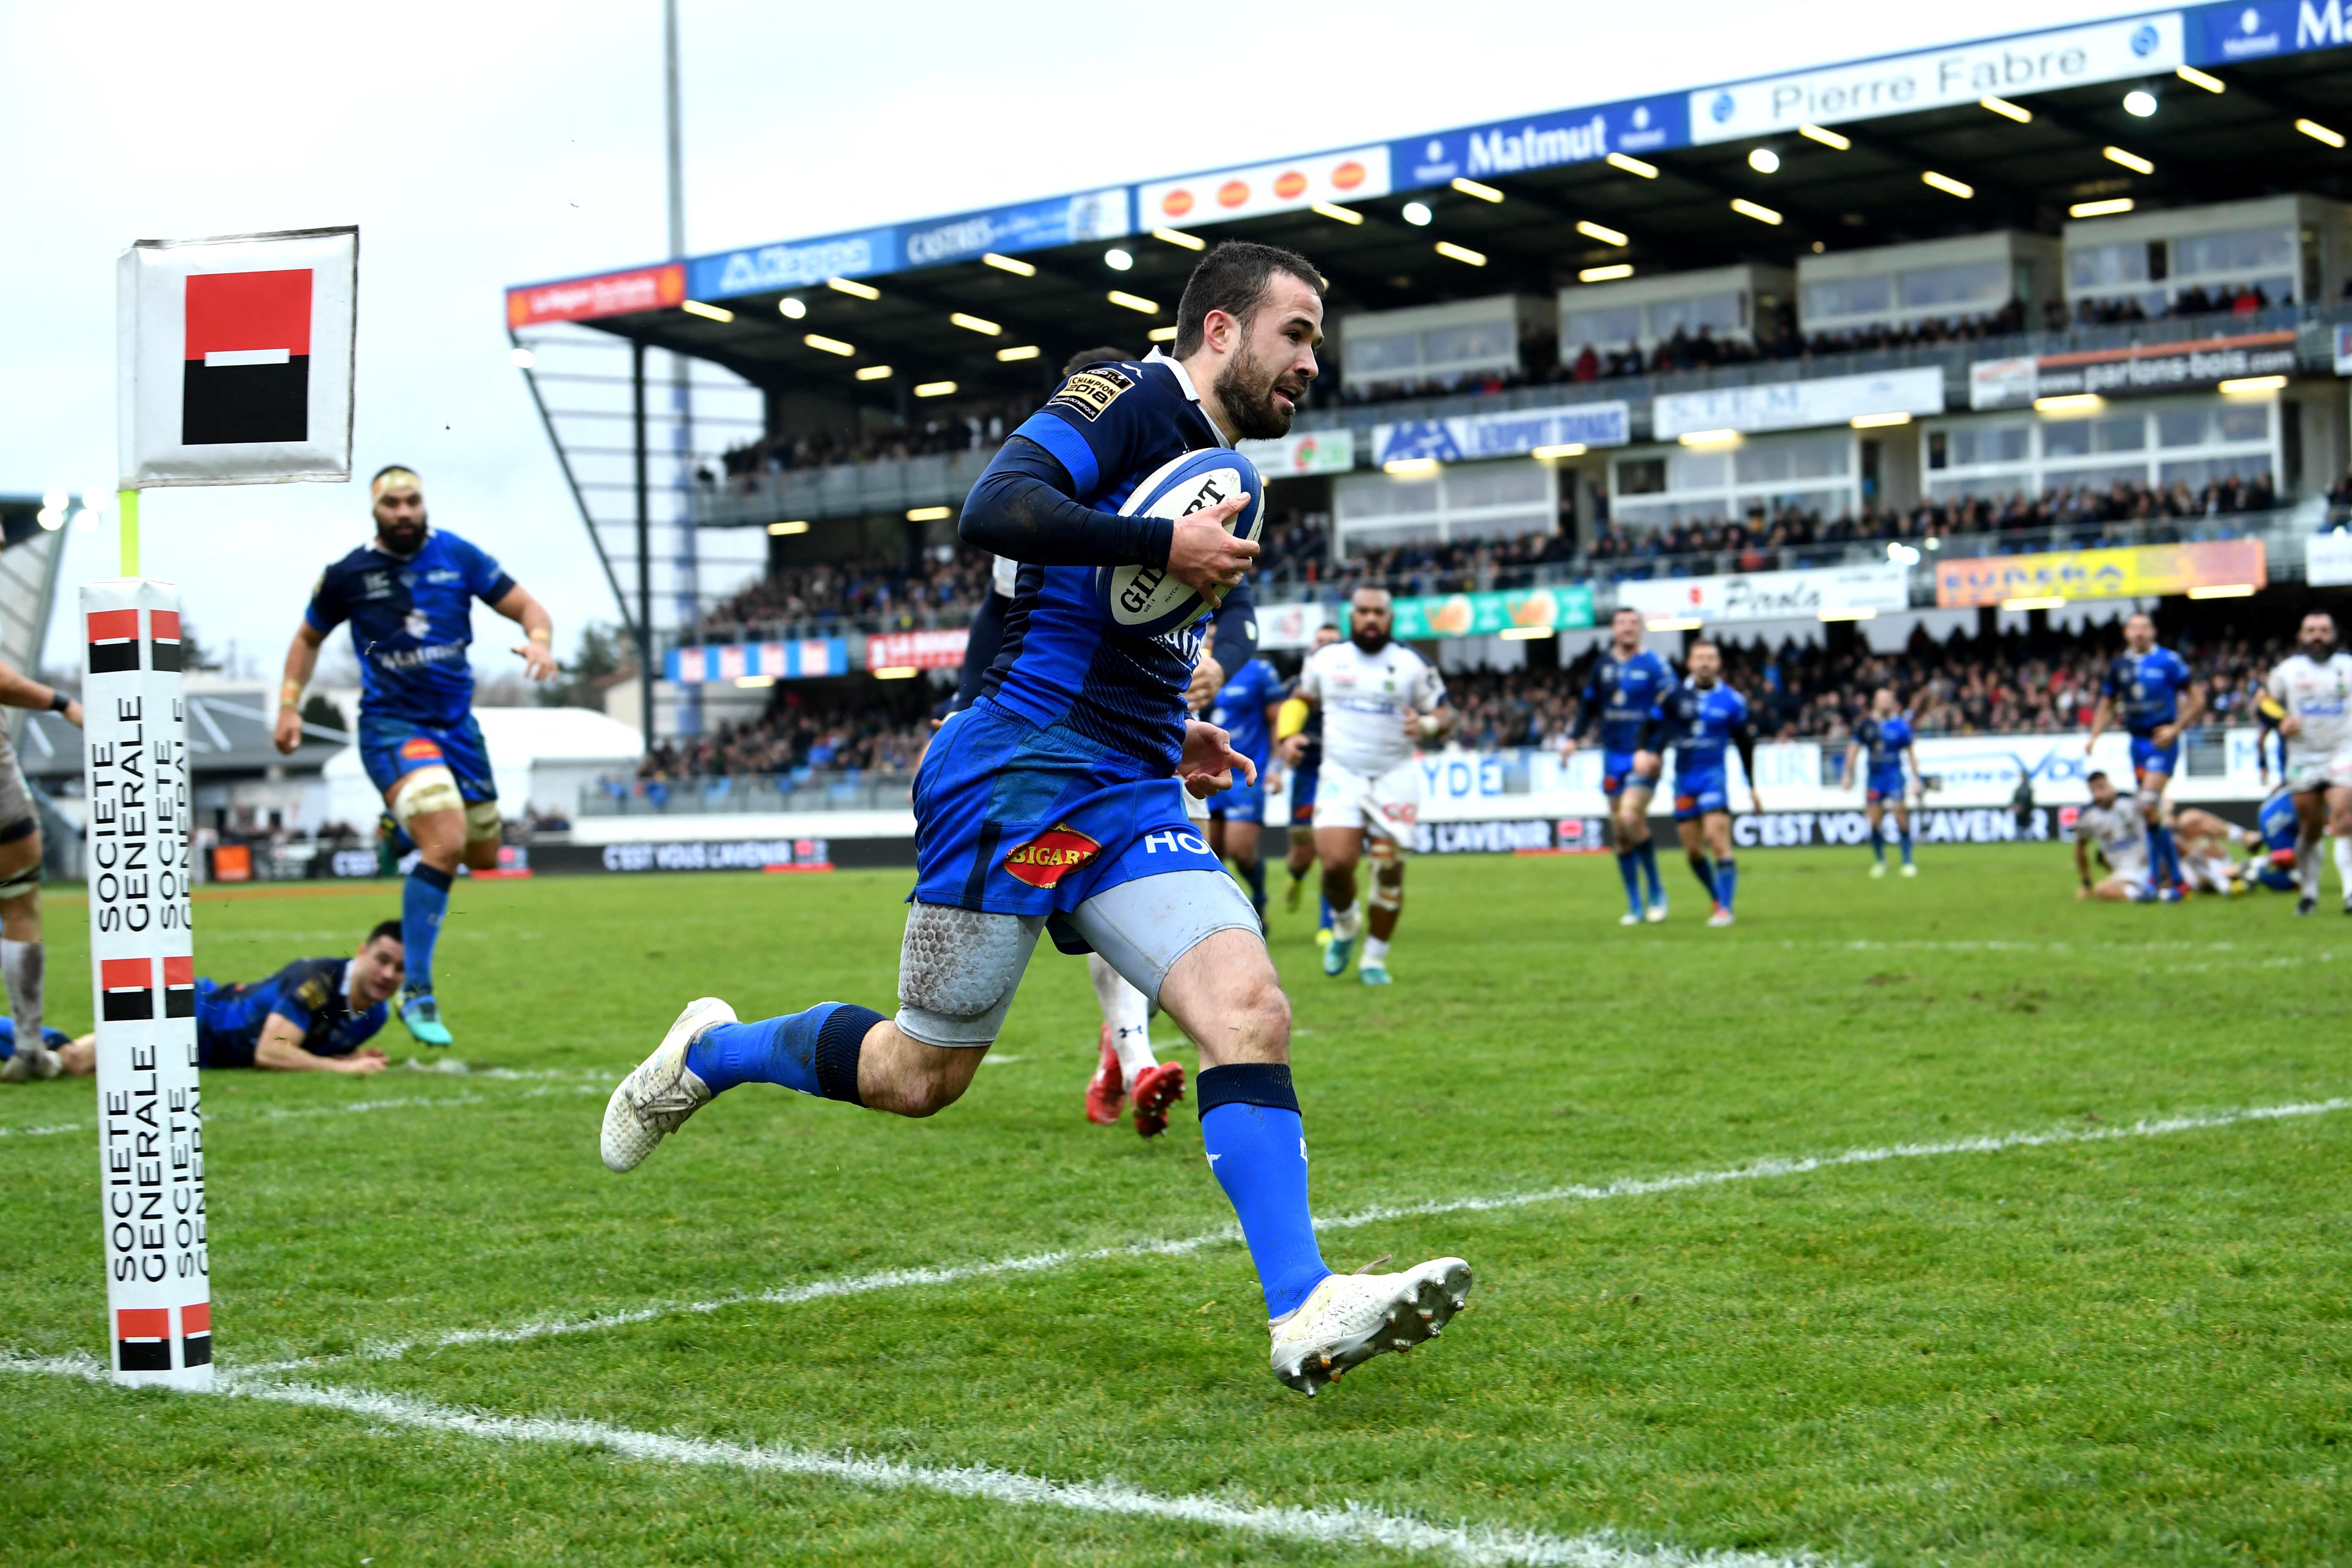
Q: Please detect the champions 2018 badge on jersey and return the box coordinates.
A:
[1049,367,1132,422]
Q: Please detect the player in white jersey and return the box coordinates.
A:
[2073,770,2153,901]
[1295,586,1454,984]
[2262,611,2352,915]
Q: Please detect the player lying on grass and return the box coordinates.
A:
[1840,685,1923,879]
[32,920,407,1076]
[274,466,557,1048]
[602,240,1473,1396]
[2074,770,2154,901]
[0,656,81,1083]
[1643,639,1760,927]
[1559,606,1672,924]
[2169,807,2259,896]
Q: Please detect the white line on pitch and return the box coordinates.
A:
[0,1086,602,1146]
[239,1094,2352,1375]
[0,1122,82,1140]
[0,1353,1831,1568]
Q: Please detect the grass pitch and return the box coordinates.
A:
[3,846,2348,1565]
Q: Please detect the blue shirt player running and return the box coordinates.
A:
[1840,687,1923,879]
[600,242,1473,1396]
[1563,606,1675,924]
[1209,653,1284,925]
[1640,638,1761,927]
[1273,623,1341,936]
[2088,611,2204,903]
[273,466,558,1046]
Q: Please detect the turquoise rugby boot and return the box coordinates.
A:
[401,986,455,1048]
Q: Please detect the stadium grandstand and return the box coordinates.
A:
[508,5,2352,843]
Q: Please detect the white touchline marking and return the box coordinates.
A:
[237,1095,2352,1375]
[0,1122,82,1140]
[0,1353,1834,1568]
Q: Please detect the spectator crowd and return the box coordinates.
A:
[1438,622,2285,751]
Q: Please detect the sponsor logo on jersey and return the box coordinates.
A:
[1002,822,1102,887]
[398,737,445,762]
[1049,368,1133,422]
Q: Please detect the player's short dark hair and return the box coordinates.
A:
[1689,637,1720,654]
[366,919,404,948]
[1174,242,1324,359]
[2085,770,2109,785]
[1060,346,1135,377]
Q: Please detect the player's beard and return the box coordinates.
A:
[378,514,428,556]
[1352,625,1390,655]
[1214,349,1303,441]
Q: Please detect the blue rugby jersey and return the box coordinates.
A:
[2102,646,2194,734]
[967,353,1236,772]
[305,530,516,726]
[2259,789,2298,857]
[1648,679,1753,775]
[1210,656,1284,776]
[1855,713,1914,773]
[1575,647,1675,753]
[197,956,388,1069]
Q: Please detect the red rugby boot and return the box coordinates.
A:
[1130,1061,1186,1138]
[1085,1024,1124,1126]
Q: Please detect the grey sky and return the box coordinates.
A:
[1,0,2131,680]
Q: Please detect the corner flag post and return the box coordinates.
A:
[98,225,356,1387]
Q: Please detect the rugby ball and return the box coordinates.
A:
[1097,448,1264,637]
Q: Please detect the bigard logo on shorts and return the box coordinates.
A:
[1049,368,1132,422]
[1003,822,1102,888]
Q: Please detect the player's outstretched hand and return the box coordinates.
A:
[272,707,303,756]
[1179,718,1256,798]
[1165,491,1258,604]
[340,1048,390,1075]
[516,639,560,681]
[1276,733,1307,765]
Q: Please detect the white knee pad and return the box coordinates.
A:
[392,766,464,828]
[894,902,1045,1048]
[0,861,40,901]
[1367,844,1404,911]
[465,798,504,847]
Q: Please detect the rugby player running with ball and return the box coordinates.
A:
[601,242,1474,1395]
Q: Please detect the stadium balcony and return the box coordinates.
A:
[680,298,2349,535]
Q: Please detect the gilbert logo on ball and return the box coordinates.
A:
[119,225,356,487]
[81,578,206,1388]
[1098,448,1265,638]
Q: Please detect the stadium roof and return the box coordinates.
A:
[507,5,2352,408]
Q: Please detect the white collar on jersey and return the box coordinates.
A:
[1142,347,1233,447]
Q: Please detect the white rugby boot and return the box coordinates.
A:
[600,996,736,1173]
[1269,1256,1472,1396]
[0,1043,59,1083]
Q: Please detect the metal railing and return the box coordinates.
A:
[683,301,2352,532]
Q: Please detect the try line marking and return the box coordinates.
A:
[0,1353,1833,1568]
[235,1094,2352,1375]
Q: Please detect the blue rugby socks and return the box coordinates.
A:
[1687,850,1717,897]
[1870,825,1887,863]
[686,1002,885,1102]
[1899,828,1914,866]
[403,863,453,996]
[2148,824,2179,890]
[1714,856,1739,912]
[1615,849,1643,917]
[1198,1064,1330,1320]
[1636,839,1662,904]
